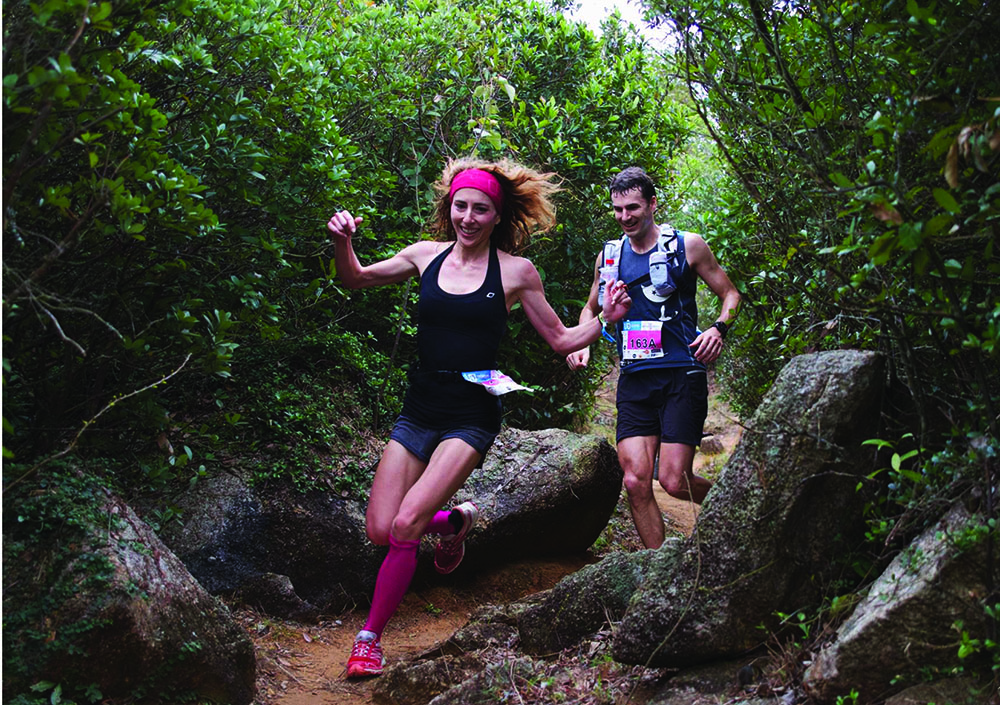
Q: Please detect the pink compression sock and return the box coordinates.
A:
[363,534,420,637]
[424,510,455,536]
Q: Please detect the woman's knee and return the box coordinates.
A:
[368,510,425,544]
[389,510,425,543]
[367,520,391,546]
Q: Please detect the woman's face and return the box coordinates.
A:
[450,188,500,248]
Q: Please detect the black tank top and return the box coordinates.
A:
[401,243,508,431]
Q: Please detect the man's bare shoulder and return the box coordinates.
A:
[681,231,714,259]
[679,230,707,247]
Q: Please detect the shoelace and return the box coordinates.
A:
[352,639,380,659]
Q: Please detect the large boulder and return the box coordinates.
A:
[883,676,997,705]
[645,659,784,705]
[449,427,624,563]
[3,485,255,704]
[157,470,382,615]
[516,547,661,655]
[614,349,886,666]
[373,602,529,705]
[803,502,998,703]
[153,426,623,616]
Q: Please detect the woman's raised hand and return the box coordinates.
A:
[327,211,364,240]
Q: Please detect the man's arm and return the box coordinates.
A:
[685,234,740,364]
[566,252,605,369]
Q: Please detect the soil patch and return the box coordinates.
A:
[243,557,593,704]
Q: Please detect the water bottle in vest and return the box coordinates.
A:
[649,250,675,297]
[597,241,619,307]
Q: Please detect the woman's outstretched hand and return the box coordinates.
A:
[327,211,364,240]
[603,280,631,324]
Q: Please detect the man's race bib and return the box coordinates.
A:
[461,370,532,396]
[621,321,664,361]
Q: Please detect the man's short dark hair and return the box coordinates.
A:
[609,167,656,202]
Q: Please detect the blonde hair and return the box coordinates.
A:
[428,157,561,255]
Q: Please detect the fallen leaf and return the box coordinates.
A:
[871,202,903,224]
[945,142,959,188]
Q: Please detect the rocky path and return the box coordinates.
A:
[244,373,741,704]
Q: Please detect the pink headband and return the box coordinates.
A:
[448,169,504,212]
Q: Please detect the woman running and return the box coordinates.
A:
[326,157,631,677]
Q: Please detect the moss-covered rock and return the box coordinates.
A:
[614,350,886,667]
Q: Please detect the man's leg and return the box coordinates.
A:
[658,442,711,503]
[617,435,666,549]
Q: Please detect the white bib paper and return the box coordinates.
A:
[461,370,532,396]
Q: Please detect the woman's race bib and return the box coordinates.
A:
[461,370,532,396]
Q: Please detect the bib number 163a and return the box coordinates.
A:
[622,321,664,361]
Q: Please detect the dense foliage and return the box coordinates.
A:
[643,0,998,689]
[647,0,998,426]
[645,0,997,472]
[2,0,688,488]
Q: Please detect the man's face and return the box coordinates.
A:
[611,189,657,240]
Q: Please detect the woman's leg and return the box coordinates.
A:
[389,437,483,542]
[365,440,429,546]
[361,533,420,636]
[359,438,482,639]
[365,439,466,544]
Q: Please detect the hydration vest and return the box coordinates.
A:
[598,227,682,306]
[607,228,704,371]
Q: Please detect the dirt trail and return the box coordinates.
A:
[244,558,592,704]
[246,374,741,705]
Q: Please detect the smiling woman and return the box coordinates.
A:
[325,156,633,678]
[448,186,500,261]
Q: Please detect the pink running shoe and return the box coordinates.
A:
[434,501,479,574]
[346,631,385,678]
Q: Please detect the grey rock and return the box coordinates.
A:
[614,350,886,666]
[803,502,998,702]
[455,427,624,563]
[517,547,661,655]
[238,572,320,623]
[157,472,382,613]
[6,491,255,704]
[425,657,542,705]
[647,658,783,705]
[375,653,486,705]
[883,675,997,705]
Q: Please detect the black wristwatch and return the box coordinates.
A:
[710,320,729,339]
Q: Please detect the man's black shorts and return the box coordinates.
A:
[615,367,708,446]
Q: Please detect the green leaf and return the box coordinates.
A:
[897,223,922,252]
[932,187,960,214]
[868,233,896,264]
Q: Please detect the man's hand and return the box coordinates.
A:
[603,280,632,324]
[689,326,724,364]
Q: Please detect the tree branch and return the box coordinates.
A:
[4,354,193,493]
